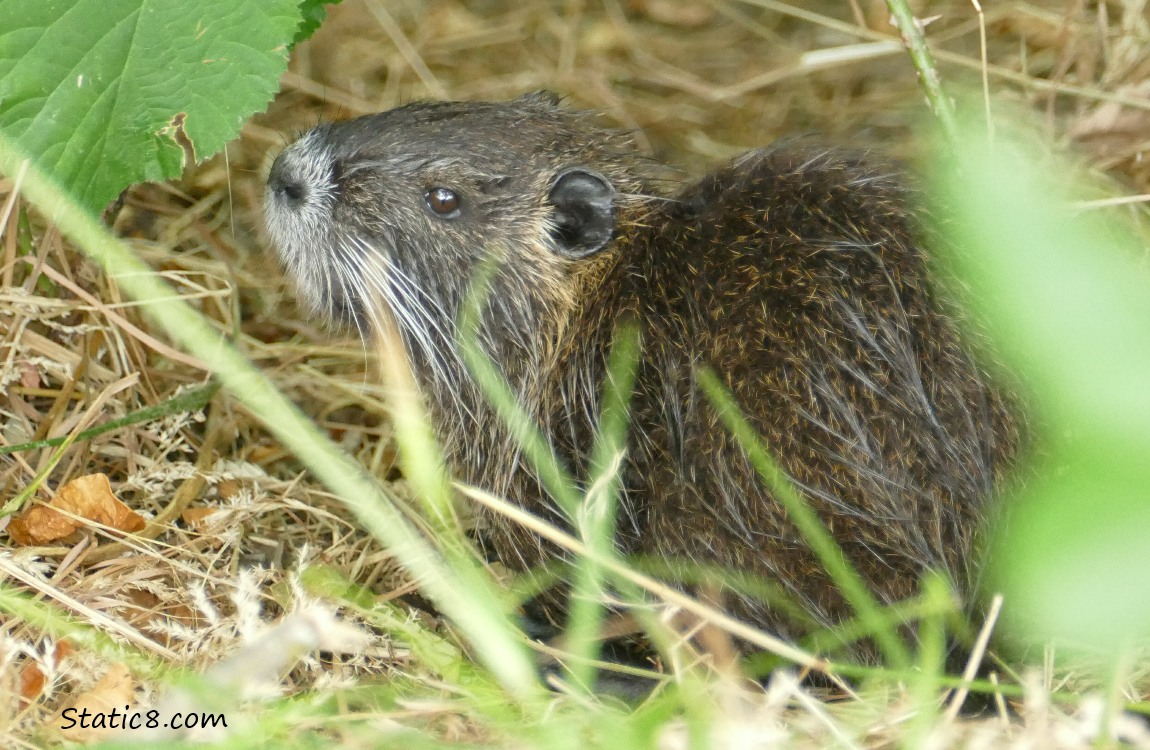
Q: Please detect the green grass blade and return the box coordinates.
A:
[0,382,219,456]
[565,322,640,691]
[0,582,165,679]
[697,367,911,668]
[456,252,583,518]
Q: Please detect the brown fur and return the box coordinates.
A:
[264,93,1022,653]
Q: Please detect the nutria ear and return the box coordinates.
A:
[547,168,616,258]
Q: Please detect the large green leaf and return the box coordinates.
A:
[296,0,344,43]
[0,0,300,213]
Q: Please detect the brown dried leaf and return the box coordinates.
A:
[180,506,220,528]
[215,478,242,500]
[8,474,145,546]
[55,640,75,661]
[19,661,46,705]
[7,506,80,545]
[19,362,41,389]
[17,641,73,707]
[244,444,283,464]
[55,663,136,743]
[120,587,200,642]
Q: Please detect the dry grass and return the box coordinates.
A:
[3,0,1150,747]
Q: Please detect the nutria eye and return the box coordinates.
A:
[425,187,461,217]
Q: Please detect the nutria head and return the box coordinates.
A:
[264,92,650,386]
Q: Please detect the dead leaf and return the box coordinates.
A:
[8,474,145,546]
[19,661,45,706]
[215,478,242,500]
[55,663,136,743]
[120,587,200,646]
[180,506,220,528]
[6,506,78,546]
[19,362,41,389]
[18,640,74,707]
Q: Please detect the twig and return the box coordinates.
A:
[944,593,1003,720]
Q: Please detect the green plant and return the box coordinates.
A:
[0,0,341,214]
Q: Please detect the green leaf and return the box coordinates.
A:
[299,563,378,610]
[0,0,301,213]
[295,0,344,44]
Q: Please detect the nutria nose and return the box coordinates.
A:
[267,155,308,207]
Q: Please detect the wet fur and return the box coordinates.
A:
[265,94,1021,653]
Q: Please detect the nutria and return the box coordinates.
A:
[263,91,1021,656]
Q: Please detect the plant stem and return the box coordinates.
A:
[885,0,959,144]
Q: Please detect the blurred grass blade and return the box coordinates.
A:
[457,251,583,517]
[565,322,640,691]
[459,262,715,689]
[931,108,1150,654]
[371,322,510,622]
[0,580,163,679]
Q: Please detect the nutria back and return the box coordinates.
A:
[264,92,1021,652]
